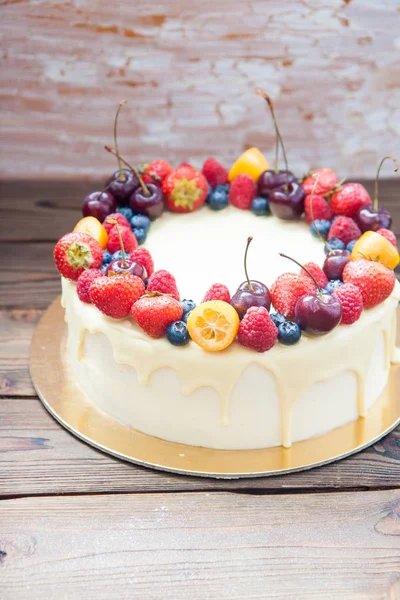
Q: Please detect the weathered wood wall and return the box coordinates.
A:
[1,0,400,180]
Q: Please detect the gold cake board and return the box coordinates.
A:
[30,297,400,479]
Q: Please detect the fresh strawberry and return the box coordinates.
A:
[270,273,316,320]
[332,283,363,325]
[131,294,183,338]
[328,216,361,245]
[304,193,333,224]
[107,225,138,254]
[76,268,104,303]
[377,228,397,247]
[131,248,154,277]
[147,269,180,301]
[299,263,328,289]
[162,166,208,213]
[342,258,396,309]
[54,232,103,281]
[228,174,257,210]
[103,213,130,234]
[202,158,229,188]
[144,160,172,183]
[202,283,231,303]
[179,162,194,169]
[330,183,371,218]
[237,306,278,352]
[89,274,145,319]
[302,168,338,196]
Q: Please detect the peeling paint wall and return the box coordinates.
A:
[1,0,399,179]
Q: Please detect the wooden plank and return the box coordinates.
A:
[1,399,399,495]
[1,489,400,599]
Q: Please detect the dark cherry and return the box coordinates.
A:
[295,292,342,336]
[106,258,146,280]
[257,170,296,197]
[355,205,392,233]
[130,182,164,220]
[268,181,305,220]
[105,169,140,205]
[230,280,272,320]
[82,191,116,222]
[323,250,350,281]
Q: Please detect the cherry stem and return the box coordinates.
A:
[114,100,127,181]
[374,156,398,211]
[279,252,323,300]
[309,175,335,255]
[105,145,150,196]
[257,88,289,188]
[244,236,254,292]
[106,218,127,267]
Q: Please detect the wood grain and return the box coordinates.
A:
[1,490,400,599]
[1,1,400,180]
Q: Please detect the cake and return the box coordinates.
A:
[53,98,400,451]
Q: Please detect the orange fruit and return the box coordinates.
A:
[351,231,399,270]
[228,147,269,183]
[187,300,239,352]
[73,216,108,250]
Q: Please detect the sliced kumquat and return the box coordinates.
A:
[187,300,240,352]
[73,216,108,250]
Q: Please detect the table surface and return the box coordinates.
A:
[1,179,400,599]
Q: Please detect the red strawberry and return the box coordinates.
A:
[103,213,130,234]
[377,228,397,247]
[54,232,103,281]
[202,158,229,188]
[131,294,183,338]
[299,263,328,289]
[332,283,363,325]
[89,275,145,318]
[76,268,104,303]
[302,168,338,196]
[131,248,154,277]
[328,216,361,245]
[202,283,231,303]
[342,258,396,309]
[147,269,180,301]
[229,174,257,210]
[107,225,138,254]
[144,160,172,183]
[237,306,278,352]
[270,273,316,320]
[162,166,208,213]
[330,183,371,217]
[304,193,333,224]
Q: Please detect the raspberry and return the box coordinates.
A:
[76,268,104,303]
[270,273,316,320]
[342,258,396,309]
[89,275,145,319]
[330,183,371,218]
[107,225,138,254]
[302,168,338,196]
[229,174,257,210]
[202,158,229,188]
[328,216,361,246]
[131,295,183,338]
[147,270,180,301]
[304,193,333,224]
[144,160,172,183]
[202,283,231,303]
[377,228,397,247]
[53,232,103,281]
[299,263,328,289]
[131,248,154,277]
[332,283,363,325]
[103,213,130,234]
[237,306,278,352]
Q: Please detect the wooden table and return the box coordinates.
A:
[1,180,400,599]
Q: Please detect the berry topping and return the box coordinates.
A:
[54,232,103,281]
[377,228,397,247]
[355,157,397,233]
[237,306,278,353]
[208,185,229,211]
[144,160,172,183]
[131,248,154,277]
[342,258,396,309]
[132,227,147,245]
[251,196,270,216]
[82,190,116,223]
[102,250,113,265]
[330,183,371,218]
[104,213,130,234]
[130,214,151,233]
[117,207,134,220]
[270,273,316,320]
[322,249,350,281]
[346,240,358,253]
[270,312,286,327]
[228,147,269,182]
[107,225,138,255]
[76,268,104,304]
[304,193,333,225]
[351,231,399,270]
[180,299,197,322]
[228,174,257,210]
[203,283,231,303]
[131,294,184,338]
[202,158,229,188]
[166,321,191,346]
[90,275,145,319]
[163,166,208,213]
[310,219,332,240]
[302,168,338,196]
[324,280,344,294]
[324,238,346,254]
[277,321,302,345]
[187,301,240,352]
[299,262,328,289]
[328,216,361,246]
[332,283,363,325]
[147,269,180,301]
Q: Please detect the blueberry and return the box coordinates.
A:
[130,214,151,233]
[133,228,147,245]
[166,321,190,346]
[346,240,358,253]
[208,186,228,210]
[310,219,332,240]
[251,196,270,216]
[112,250,130,261]
[100,264,108,275]
[324,280,344,294]
[270,312,286,327]
[102,250,113,265]
[181,299,196,315]
[324,238,345,254]
[117,207,134,220]
[218,184,230,193]
[278,321,302,346]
